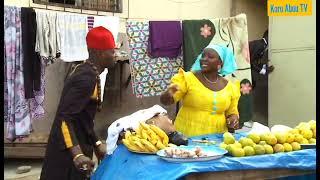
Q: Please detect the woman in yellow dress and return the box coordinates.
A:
[160,44,240,137]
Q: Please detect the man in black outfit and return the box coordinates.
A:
[40,26,116,180]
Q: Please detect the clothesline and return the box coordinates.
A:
[30,6,184,21]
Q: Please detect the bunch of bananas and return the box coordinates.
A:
[122,122,170,153]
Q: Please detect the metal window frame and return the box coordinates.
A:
[32,0,123,13]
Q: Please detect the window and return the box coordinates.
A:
[33,0,123,13]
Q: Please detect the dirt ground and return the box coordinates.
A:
[4,155,99,180]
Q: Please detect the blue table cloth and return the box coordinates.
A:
[92,133,316,180]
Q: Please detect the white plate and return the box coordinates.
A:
[156,146,227,163]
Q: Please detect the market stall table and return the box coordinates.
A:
[92,133,316,180]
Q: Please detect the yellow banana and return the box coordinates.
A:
[122,139,140,151]
[140,122,150,130]
[141,129,151,140]
[149,125,169,146]
[148,128,158,139]
[132,140,146,152]
[135,126,142,137]
[162,138,169,147]
[156,140,166,150]
[124,131,132,140]
[140,139,158,152]
[130,136,140,142]
[150,138,158,145]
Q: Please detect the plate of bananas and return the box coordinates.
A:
[122,122,175,154]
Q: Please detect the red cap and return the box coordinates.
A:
[86,26,115,50]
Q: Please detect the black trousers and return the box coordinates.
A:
[21,7,41,99]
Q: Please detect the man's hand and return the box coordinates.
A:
[94,144,106,161]
[73,154,95,175]
[70,145,95,175]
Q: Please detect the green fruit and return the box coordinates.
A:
[296,122,310,130]
[289,129,300,135]
[275,132,287,144]
[291,142,301,151]
[300,138,309,144]
[254,145,265,155]
[266,134,277,146]
[226,145,233,153]
[260,133,271,141]
[312,129,316,138]
[232,148,245,157]
[309,120,316,131]
[308,138,316,144]
[300,129,313,140]
[243,146,255,156]
[247,134,260,144]
[273,144,285,153]
[294,134,304,143]
[286,133,295,143]
[239,137,255,147]
[308,120,316,127]
[264,145,274,154]
[283,143,293,152]
[219,142,228,149]
[223,132,236,144]
[259,141,267,145]
[234,141,242,148]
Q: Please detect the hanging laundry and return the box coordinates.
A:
[87,16,94,30]
[182,19,215,71]
[126,21,183,98]
[35,9,61,65]
[21,7,42,99]
[238,79,253,128]
[29,60,46,119]
[4,46,8,123]
[87,15,120,42]
[4,6,32,141]
[148,21,182,58]
[100,68,108,101]
[58,12,88,62]
[182,14,251,82]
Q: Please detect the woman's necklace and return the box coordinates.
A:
[202,73,219,84]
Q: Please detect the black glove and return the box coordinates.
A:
[168,131,188,146]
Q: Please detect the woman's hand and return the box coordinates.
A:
[226,115,239,130]
[160,84,179,106]
[167,84,179,96]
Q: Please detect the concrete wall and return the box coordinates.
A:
[231,0,269,126]
[268,0,316,127]
[5,0,232,33]
[232,0,268,41]
[4,0,235,139]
